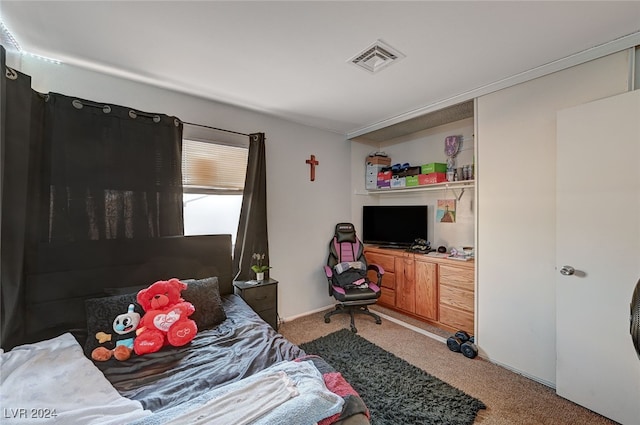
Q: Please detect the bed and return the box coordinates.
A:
[1,235,370,425]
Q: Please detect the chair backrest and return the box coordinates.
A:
[327,223,367,268]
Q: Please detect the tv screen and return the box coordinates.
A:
[362,205,428,248]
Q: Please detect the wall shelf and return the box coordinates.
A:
[366,180,474,195]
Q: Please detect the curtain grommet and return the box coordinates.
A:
[5,67,17,80]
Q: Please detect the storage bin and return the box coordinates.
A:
[398,166,421,177]
[405,175,419,186]
[420,163,447,174]
[366,155,391,166]
[390,176,406,188]
[377,180,390,189]
[377,170,392,182]
[419,172,447,185]
[366,164,388,189]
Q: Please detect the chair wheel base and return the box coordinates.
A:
[323,304,381,333]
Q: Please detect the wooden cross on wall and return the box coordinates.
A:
[305,155,319,181]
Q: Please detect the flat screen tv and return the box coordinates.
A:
[362,205,428,248]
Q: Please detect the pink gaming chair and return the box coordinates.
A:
[323,223,383,333]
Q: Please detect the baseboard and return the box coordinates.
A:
[281,304,449,343]
[371,310,448,344]
[280,304,334,324]
[485,359,556,389]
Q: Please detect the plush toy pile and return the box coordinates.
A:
[90,278,197,362]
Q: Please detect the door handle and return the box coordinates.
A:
[560,265,575,276]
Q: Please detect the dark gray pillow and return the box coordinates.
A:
[84,293,142,358]
[181,277,227,330]
[103,276,226,331]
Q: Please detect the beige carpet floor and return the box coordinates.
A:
[278,306,618,425]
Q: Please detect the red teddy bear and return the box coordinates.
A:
[133,278,197,355]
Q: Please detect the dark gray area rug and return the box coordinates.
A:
[300,328,486,425]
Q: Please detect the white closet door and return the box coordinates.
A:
[556,89,640,425]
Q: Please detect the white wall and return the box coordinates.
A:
[350,118,475,250]
[476,51,629,386]
[8,53,350,321]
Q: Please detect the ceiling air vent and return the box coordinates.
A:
[349,39,405,74]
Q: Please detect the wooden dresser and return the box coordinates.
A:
[365,246,475,333]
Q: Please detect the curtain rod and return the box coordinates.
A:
[181,121,250,137]
[69,98,251,137]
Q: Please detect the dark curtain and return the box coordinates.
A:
[233,132,269,281]
[1,46,184,348]
[42,93,184,242]
[0,48,45,349]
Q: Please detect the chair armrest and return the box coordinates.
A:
[367,264,384,275]
[323,265,335,296]
[367,263,384,287]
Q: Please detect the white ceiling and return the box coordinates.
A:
[1,1,639,136]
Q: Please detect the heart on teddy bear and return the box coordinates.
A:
[152,309,181,332]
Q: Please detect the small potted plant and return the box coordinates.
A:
[251,253,271,281]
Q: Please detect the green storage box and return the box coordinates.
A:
[405,175,419,186]
[421,163,447,174]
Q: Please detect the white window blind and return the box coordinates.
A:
[182,139,248,193]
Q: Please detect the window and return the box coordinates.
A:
[181,130,248,245]
[183,193,243,241]
[182,140,248,193]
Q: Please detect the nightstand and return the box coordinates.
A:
[233,278,278,330]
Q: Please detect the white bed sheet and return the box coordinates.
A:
[132,359,345,425]
[0,333,151,425]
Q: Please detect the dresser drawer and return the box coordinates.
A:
[365,252,395,273]
[368,270,395,290]
[439,305,474,333]
[439,284,474,312]
[378,287,396,307]
[439,265,474,291]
